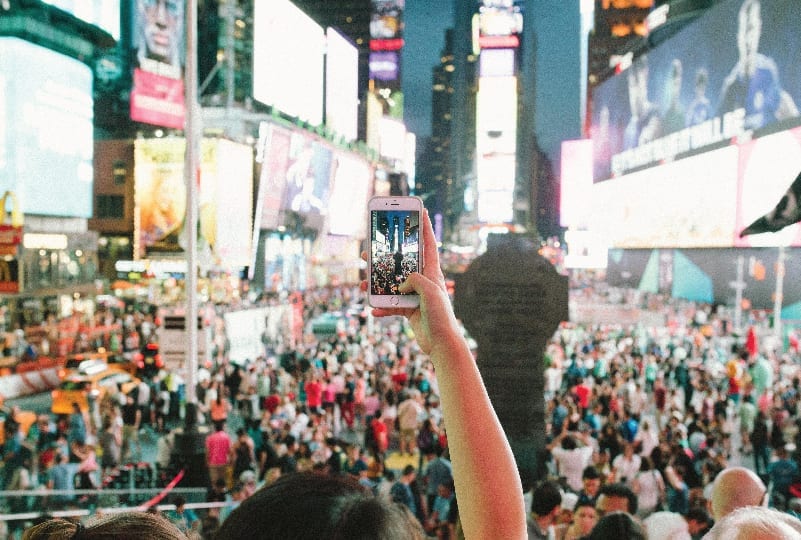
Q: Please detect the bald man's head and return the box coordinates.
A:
[710,466,767,520]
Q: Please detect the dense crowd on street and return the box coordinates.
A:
[3,276,801,538]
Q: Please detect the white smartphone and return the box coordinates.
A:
[368,196,423,308]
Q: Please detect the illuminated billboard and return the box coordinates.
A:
[370,0,404,47]
[475,76,517,223]
[253,0,324,126]
[134,138,186,257]
[586,125,801,249]
[130,0,185,128]
[135,137,254,263]
[256,124,292,230]
[327,152,373,238]
[591,0,801,182]
[560,139,593,229]
[479,48,515,78]
[369,51,399,82]
[0,38,93,218]
[43,0,121,40]
[199,139,253,268]
[325,28,359,142]
[280,131,334,231]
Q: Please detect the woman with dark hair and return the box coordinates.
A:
[216,209,527,538]
[217,472,423,540]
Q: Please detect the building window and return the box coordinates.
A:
[112,161,127,185]
[96,195,124,219]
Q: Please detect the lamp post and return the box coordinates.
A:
[175,0,207,487]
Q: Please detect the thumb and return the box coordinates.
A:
[398,273,422,295]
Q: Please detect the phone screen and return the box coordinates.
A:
[370,208,420,296]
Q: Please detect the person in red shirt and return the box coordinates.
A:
[572,377,591,413]
[304,373,324,414]
[370,410,389,456]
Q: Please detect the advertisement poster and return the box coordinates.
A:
[134,139,187,257]
[130,0,186,128]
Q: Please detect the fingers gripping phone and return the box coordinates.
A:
[368,196,423,308]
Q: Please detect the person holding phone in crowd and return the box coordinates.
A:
[215,208,526,539]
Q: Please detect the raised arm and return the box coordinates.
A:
[369,209,526,539]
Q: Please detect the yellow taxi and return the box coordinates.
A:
[51,364,140,415]
[59,349,138,378]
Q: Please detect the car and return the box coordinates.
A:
[51,366,141,416]
[61,350,138,378]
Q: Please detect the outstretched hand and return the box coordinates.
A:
[361,209,458,355]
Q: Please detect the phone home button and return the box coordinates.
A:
[390,296,400,306]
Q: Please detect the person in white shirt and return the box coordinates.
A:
[547,430,595,493]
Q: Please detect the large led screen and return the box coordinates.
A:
[280,132,334,231]
[253,0,324,126]
[0,38,93,218]
[134,138,187,257]
[591,0,801,182]
[325,28,359,142]
[734,127,801,248]
[135,137,255,262]
[327,152,372,238]
[587,124,801,249]
[43,0,121,40]
[256,124,293,230]
[130,0,185,128]
[199,139,254,268]
[588,146,739,249]
[475,76,517,223]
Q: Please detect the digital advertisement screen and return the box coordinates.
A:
[256,124,293,230]
[133,0,184,78]
[134,138,187,256]
[0,38,93,218]
[370,0,404,41]
[43,0,121,40]
[591,0,801,182]
[370,209,419,295]
[253,0,324,126]
[199,139,253,268]
[475,75,517,223]
[280,132,334,231]
[560,139,593,229]
[369,51,400,82]
[130,0,185,128]
[325,27,359,142]
[327,153,372,238]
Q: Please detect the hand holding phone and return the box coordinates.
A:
[368,196,423,308]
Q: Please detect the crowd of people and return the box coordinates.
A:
[5,226,801,537]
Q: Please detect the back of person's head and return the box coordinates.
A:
[586,511,645,540]
[703,505,801,540]
[710,466,766,520]
[583,465,601,481]
[530,480,562,517]
[22,512,187,540]
[214,471,425,539]
[597,482,638,515]
[643,511,690,540]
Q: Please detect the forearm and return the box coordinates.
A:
[431,334,526,540]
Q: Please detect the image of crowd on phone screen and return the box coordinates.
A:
[370,210,420,296]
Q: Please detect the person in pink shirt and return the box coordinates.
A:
[206,421,232,488]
